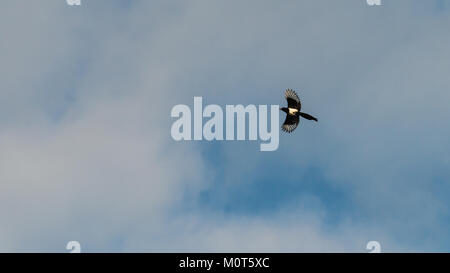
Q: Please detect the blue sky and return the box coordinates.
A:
[0,0,450,252]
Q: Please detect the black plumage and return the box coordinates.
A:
[280,89,317,133]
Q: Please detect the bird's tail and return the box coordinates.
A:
[300,112,318,122]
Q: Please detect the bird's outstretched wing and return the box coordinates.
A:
[285,89,301,111]
[281,114,300,133]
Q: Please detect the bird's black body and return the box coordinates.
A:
[281,89,317,133]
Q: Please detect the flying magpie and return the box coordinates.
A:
[281,89,318,133]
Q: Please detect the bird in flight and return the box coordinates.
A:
[281,89,318,133]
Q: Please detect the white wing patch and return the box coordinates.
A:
[288,108,299,115]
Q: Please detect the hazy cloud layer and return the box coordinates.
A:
[0,0,449,252]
